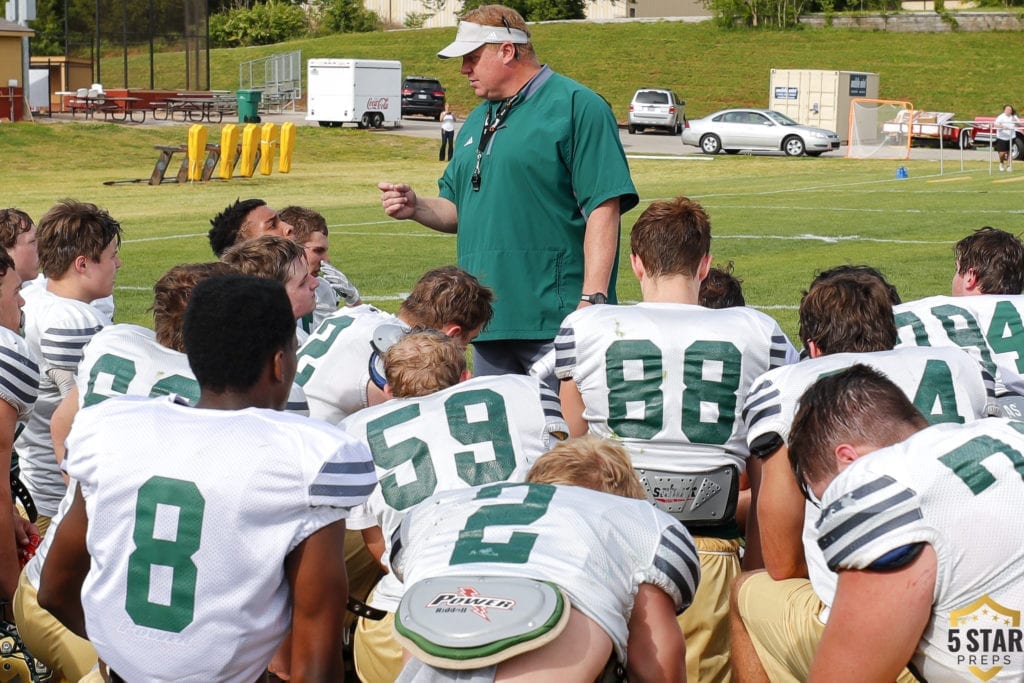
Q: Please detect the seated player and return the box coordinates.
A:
[298,265,494,424]
[789,365,1024,682]
[340,330,567,683]
[894,226,1024,400]
[733,265,994,683]
[16,200,122,535]
[555,195,798,683]
[0,207,39,284]
[37,274,377,682]
[17,262,233,682]
[0,250,39,602]
[207,198,294,257]
[279,205,362,333]
[390,436,698,683]
[699,261,745,309]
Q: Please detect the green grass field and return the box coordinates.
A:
[5,119,1021,343]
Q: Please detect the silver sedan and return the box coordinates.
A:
[681,108,841,157]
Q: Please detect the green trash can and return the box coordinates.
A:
[237,89,262,124]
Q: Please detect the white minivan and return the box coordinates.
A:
[628,88,685,135]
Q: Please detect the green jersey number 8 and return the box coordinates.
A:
[125,477,204,633]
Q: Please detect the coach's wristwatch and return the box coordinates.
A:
[580,292,607,305]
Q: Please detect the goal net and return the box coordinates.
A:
[847,99,914,160]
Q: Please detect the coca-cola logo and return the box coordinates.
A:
[367,97,390,110]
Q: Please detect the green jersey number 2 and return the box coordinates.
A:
[125,477,204,633]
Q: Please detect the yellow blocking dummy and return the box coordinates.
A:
[259,122,278,176]
[218,124,240,180]
[239,123,259,178]
[278,122,295,174]
[187,124,207,182]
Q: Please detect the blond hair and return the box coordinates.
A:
[221,235,305,283]
[527,436,646,499]
[461,5,537,62]
[384,330,466,398]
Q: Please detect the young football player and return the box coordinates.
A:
[38,275,376,682]
[789,365,1024,682]
[15,199,122,535]
[555,195,798,683]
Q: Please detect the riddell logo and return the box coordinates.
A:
[367,97,389,110]
[425,586,516,622]
[947,595,1023,681]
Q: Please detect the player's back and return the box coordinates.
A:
[817,417,1024,681]
[65,394,375,683]
[76,324,198,406]
[895,294,1024,396]
[393,482,699,663]
[745,345,996,447]
[556,302,797,471]
[340,374,560,611]
[296,304,397,423]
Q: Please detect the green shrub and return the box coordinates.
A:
[209,1,309,48]
[318,0,382,33]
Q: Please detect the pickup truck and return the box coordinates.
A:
[970,116,1024,160]
[881,110,972,149]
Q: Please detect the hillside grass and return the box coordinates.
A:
[101,21,1021,121]
[5,118,1021,342]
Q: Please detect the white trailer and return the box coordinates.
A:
[306,58,402,129]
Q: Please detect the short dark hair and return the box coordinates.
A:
[954,227,1024,294]
[400,266,494,334]
[699,261,745,309]
[279,206,327,243]
[630,196,711,278]
[208,198,266,257]
[799,266,898,354]
[37,200,123,278]
[0,208,33,251]
[788,364,928,501]
[183,274,296,393]
[151,262,236,353]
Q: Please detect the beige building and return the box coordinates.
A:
[0,18,33,121]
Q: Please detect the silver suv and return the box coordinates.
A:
[628,88,685,135]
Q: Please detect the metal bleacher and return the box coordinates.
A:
[238,50,302,113]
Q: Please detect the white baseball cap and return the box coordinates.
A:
[437,21,530,59]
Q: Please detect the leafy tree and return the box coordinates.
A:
[459,0,587,21]
[208,0,307,48]
[317,0,382,33]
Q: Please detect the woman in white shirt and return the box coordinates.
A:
[439,105,456,162]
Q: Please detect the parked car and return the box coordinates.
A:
[681,108,840,157]
[971,116,1024,160]
[628,88,685,135]
[401,76,446,120]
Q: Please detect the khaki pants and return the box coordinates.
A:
[353,594,402,683]
[677,536,741,683]
[13,570,97,683]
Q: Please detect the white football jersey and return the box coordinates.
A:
[17,288,109,516]
[65,395,377,683]
[555,303,798,472]
[296,305,398,424]
[74,324,310,416]
[816,418,1024,682]
[894,295,1024,396]
[0,326,39,424]
[340,374,563,612]
[743,346,997,618]
[392,482,700,664]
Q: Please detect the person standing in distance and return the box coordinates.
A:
[994,104,1019,172]
[439,105,456,162]
[379,5,638,389]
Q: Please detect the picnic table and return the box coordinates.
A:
[158,94,237,124]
